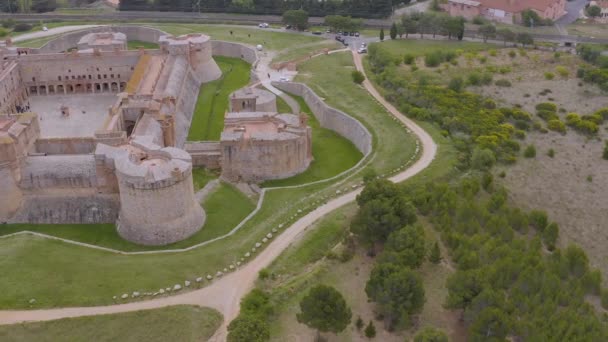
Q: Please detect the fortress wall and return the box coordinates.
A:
[221,135,311,182]
[35,137,96,155]
[18,53,141,93]
[37,25,168,54]
[116,171,205,245]
[184,142,221,169]
[174,68,202,148]
[19,155,98,190]
[0,167,23,222]
[0,62,27,114]
[272,82,372,156]
[9,194,119,224]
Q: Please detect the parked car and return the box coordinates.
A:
[354,32,360,37]
[285,24,292,29]
[279,76,289,82]
[258,23,269,28]
[349,32,355,36]
[361,42,367,48]
[343,31,349,36]
[357,47,367,54]
[335,35,343,42]
[312,31,322,35]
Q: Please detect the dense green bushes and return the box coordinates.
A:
[227,289,273,341]
[408,178,608,340]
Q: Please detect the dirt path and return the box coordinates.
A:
[0,51,437,341]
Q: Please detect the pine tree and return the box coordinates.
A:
[364,320,376,338]
[390,22,397,40]
[429,241,442,264]
[379,28,385,42]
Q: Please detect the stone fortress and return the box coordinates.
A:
[0,27,313,246]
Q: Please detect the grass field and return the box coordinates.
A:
[0,305,222,342]
[127,40,159,50]
[271,40,342,64]
[0,181,254,252]
[373,39,494,58]
[295,52,418,174]
[262,95,363,187]
[151,24,325,51]
[188,56,251,141]
[192,168,218,191]
[275,94,292,113]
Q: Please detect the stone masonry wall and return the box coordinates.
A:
[272,81,372,156]
[35,138,96,155]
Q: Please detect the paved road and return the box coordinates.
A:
[0,48,437,340]
[557,0,589,26]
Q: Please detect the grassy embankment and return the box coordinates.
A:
[0,305,222,342]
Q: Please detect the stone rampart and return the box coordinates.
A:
[184,141,221,169]
[271,81,372,156]
[19,155,98,190]
[210,40,258,81]
[35,137,96,155]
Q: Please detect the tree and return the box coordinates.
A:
[468,308,511,341]
[355,316,364,330]
[587,5,602,18]
[283,9,309,30]
[390,22,397,40]
[30,0,57,12]
[497,28,515,46]
[380,28,385,41]
[516,32,534,47]
[414,327,449,342]
[471,147,496,171]
[479,24,496,43]
[227,315,270,342]
[364,321,376,338]
[352,70,365,84]
[380,224,427,269]
[401,15,417,38]
[297,285,352,340]
[429,241,442,264]
[366,265,425,328]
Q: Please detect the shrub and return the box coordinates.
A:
[483,99,496,109]
[555,66,569,78]
[594,108,608,120]
[604,141,608,160]
[514,129,526,139]
[403,54,415,65]
[602,290,608,310]
[565,113,581,126]
[587,175,593,182]
[0,28,7,38]
[498,66,511,74]
[425,51,443,67]
[467,72,481,86]
[1,19,15,28]
[258,268,270,280]
[536,102,557,112]
[472,148,496,171]
[480,73,493,85]
[411,65,419,72]
[537,110,558,121]
[514,120,530,131]
[472,16,488,25]
[499,171,506,178]
[13,23,33,32]
[508,50,517,58]
[478,56,488,64]
[448,77,464,92]
[495,79,511,87]
[547,148,555,158]
[351,70,365,84]
[529,210,548,231]
[547,119,566,133]
[524,145,536,158]
[544,72,555,80]
[355,316,364,330]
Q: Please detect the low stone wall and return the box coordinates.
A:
[37,25,167,53]
[272,82,372,156]
[19,155,98,190]
[184,142,222,169]
[35,137,96,155]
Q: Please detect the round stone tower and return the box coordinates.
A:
[114,145,205,246]
[159,33,221,83]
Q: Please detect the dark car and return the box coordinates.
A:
[285,24,292,29]
[335,35,343,42]
[312,31,322,35]
[343,31,349,36]
[349,32,355,36]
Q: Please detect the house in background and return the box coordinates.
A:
[589,0,608,23]
[444,0,567,24]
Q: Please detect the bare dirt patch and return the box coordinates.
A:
[496,130,608,277]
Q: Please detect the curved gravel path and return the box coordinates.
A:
[12,25,102,43]
[0,50,437,341]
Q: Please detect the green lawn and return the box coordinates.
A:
[275,94,292,113]
[0,181,254,252]
[0,305,222,342]
[188,56,251,141]
[262,95,363,187]
[373,39,494,58]
[192,167,218,192]
[127,40,159,50]
[295,52,418,175]
[271,40,342,64]
[151,24,324,51]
